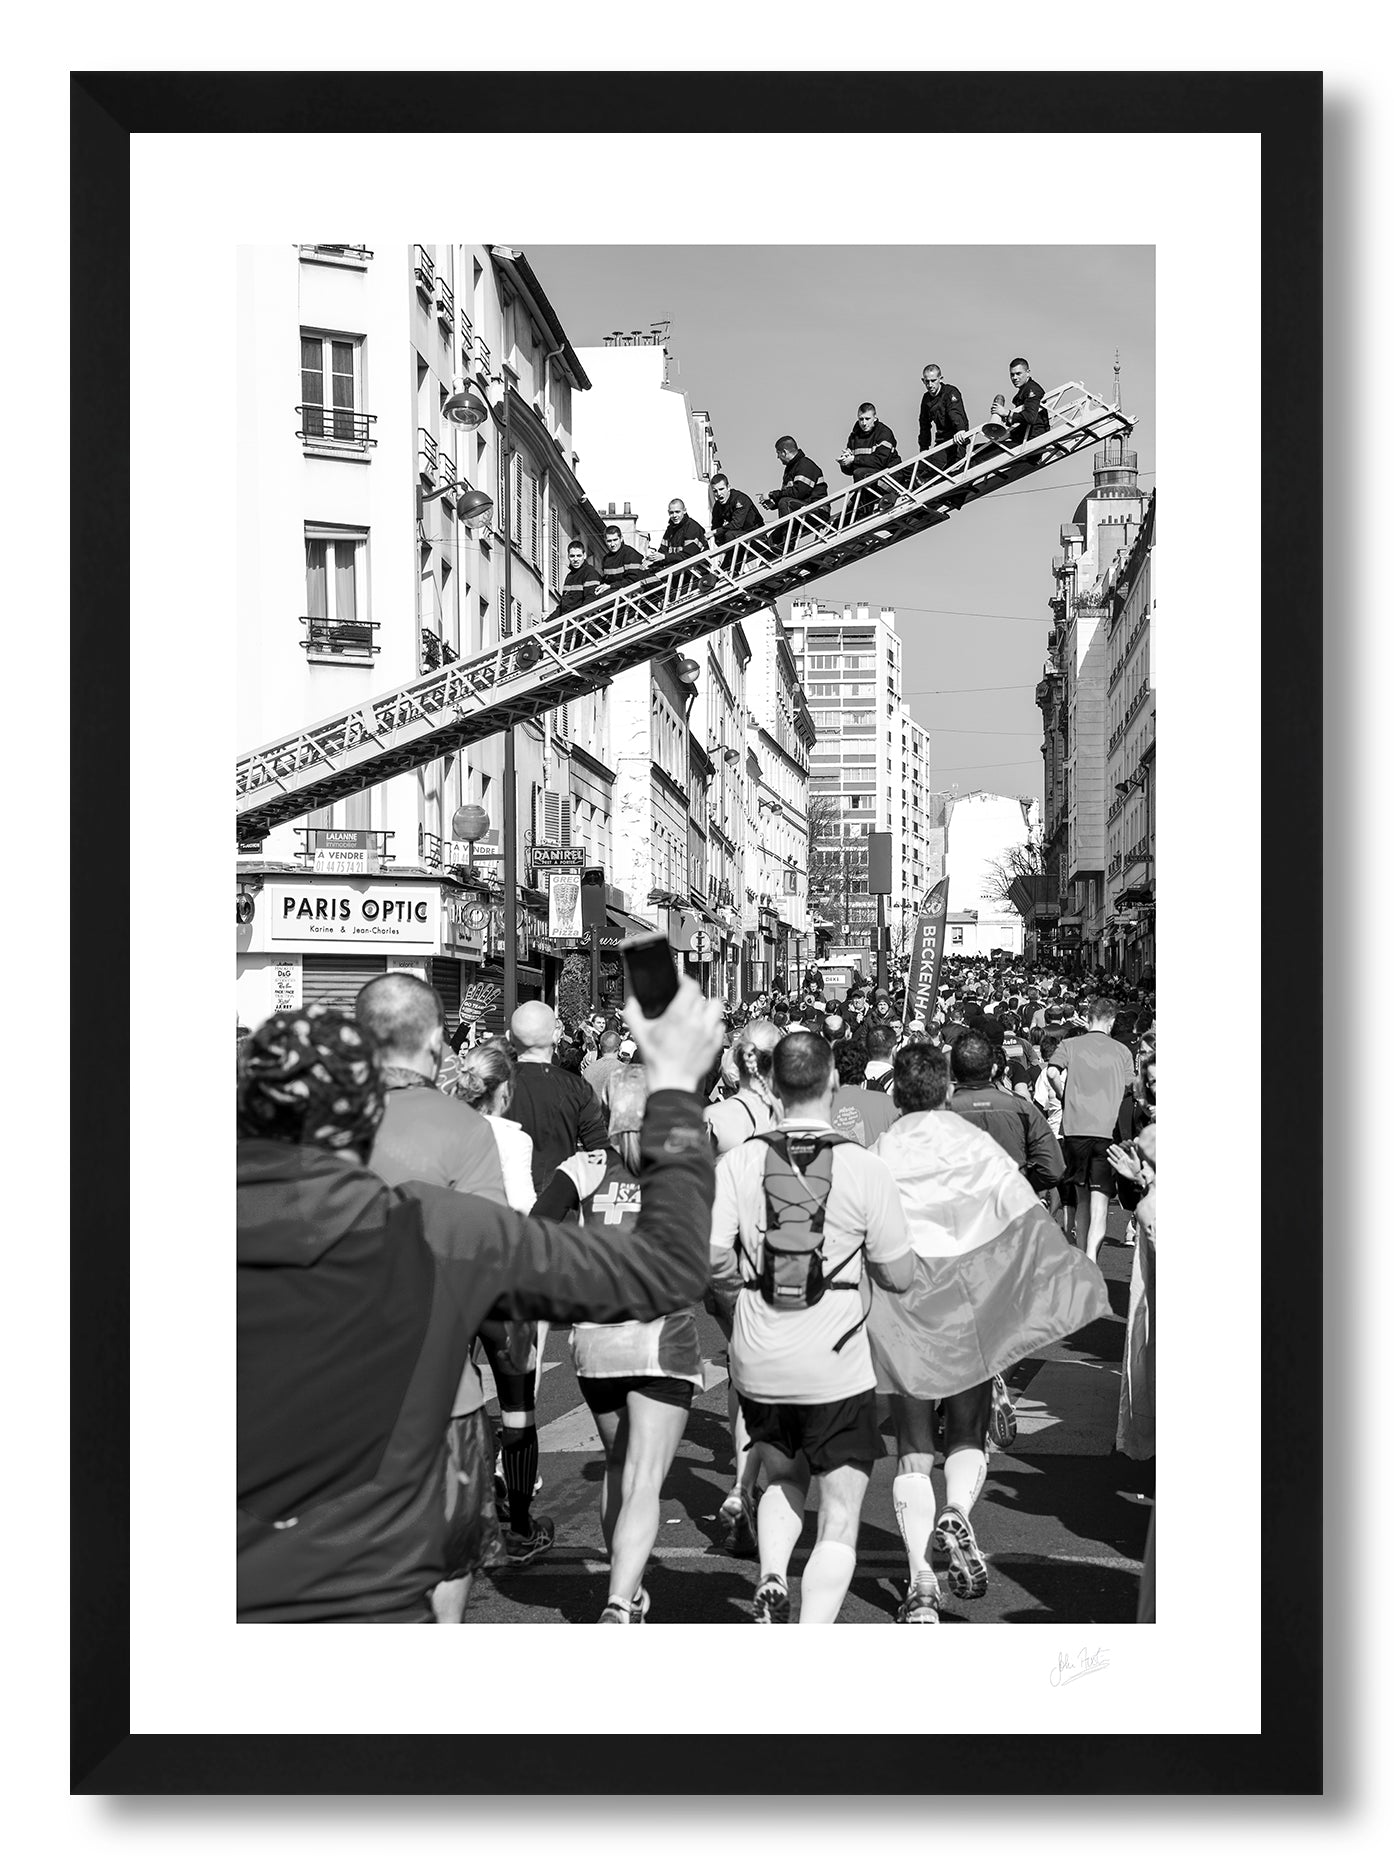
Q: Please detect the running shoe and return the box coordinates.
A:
[896,1578,943,1624]
[751,1574,791,1623]
[598,1587,650,1624]
[499,1514,556,1567]
[719,1488,758,1558]
[989,1372,1018,1450]
[934,1505,989,1600]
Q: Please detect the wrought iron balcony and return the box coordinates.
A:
[296,405,377,449]
[300,243,373,264]
[1107,853,1124,878]
[413,245,435,296]
[435,279,455,329]
[299,616,380,660]
[418,428,462,489]
[1126,837,1153,866]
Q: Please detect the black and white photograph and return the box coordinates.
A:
[233,240,1158,1633]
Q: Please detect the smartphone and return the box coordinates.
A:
[622,932,680,1019]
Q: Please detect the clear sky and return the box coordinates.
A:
[528,244,1155,807]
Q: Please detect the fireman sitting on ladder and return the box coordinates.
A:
[838,403,901,526]
[760,437,830,553]
[550,539,606,617]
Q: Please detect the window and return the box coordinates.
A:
[305,526,365,618]
[300,332,364,443]
[303,525,373,658]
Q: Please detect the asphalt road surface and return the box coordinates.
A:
[466,1202,1152,1625]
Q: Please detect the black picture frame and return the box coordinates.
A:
[74,69,1321,1796]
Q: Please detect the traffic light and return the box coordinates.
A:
[580,866,608,931]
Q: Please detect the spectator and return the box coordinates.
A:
[236,986,722,1622]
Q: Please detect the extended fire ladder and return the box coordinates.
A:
[236,382,1134,846]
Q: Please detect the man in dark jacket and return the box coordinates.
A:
[598,523,650,592]
[1007,357,1050,447]
[917,364,970,461]
[838,402,901,524]
[948,1031,1065,1197]
[550,538,606,616]
[760,435,830,551]
[709,473,764,550]
[658,497,716,599]
[237,982,723,1622]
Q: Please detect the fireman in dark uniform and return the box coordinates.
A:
[917,364,970,466]
[549,539,606,617]
[838,402,902,525]
[709,473,764,551]
[1007,357,1050,447]
[658,498,716,600]
[760,436,830,555]
[597,523,650,593]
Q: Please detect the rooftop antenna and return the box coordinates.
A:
[1113,348,1121,408]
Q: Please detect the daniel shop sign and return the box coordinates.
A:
[265,881,442,950]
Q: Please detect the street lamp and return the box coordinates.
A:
[444,370,522,1019]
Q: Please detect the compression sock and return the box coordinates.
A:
[757,1482,806,1582]
[944,1447,987,1517]
[892,1473,938,1581]
[500,1427,539,1534]
[798,1540,857,1624]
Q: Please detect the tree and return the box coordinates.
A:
[805,793,858,946]
[981,837,1047,908]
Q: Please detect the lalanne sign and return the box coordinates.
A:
[264,880,442,951]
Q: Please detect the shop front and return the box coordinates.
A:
[236,870,450,1029]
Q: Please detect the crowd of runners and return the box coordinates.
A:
[237,953,1156,1625]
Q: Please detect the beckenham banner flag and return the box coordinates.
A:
[903,877,949,1026]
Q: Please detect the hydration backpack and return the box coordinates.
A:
[739,1130,868,1350]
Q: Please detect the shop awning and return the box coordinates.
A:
[606,905,657,939]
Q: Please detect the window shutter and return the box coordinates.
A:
[542,792,572,845]
[549,505,560,591]
[529,475,540,566]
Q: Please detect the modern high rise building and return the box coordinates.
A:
[784,600,930,964]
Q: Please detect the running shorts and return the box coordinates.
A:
[739,1389,883,1474]
[578,1374,695,1415]
[1061,1133,1118,1195]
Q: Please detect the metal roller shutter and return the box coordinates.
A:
[300,955,387,1012]
[429,958,462,1024]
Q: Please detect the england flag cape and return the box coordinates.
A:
[867,1110,1108,1399]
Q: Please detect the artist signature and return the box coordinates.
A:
[1049,1646,1111,1687]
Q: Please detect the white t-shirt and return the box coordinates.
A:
[486,1113,536,1212]
[710,1119,910,1404]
